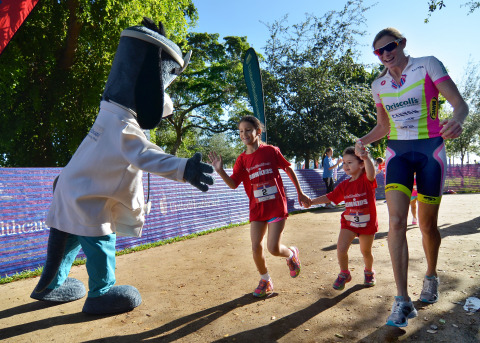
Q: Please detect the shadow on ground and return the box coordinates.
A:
[83,293,278,342]
[0,300,104,341]
[82,286,364,342]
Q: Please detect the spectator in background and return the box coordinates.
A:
[410,173,418,225]
[375,157,386,176]
[322,147,342,209]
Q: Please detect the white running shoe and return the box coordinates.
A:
[386,296,417,327]
[420,275,439,303]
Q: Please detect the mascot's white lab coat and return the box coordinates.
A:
[47,100,187,238]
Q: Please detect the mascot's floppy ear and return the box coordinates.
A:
[103,17,192,130]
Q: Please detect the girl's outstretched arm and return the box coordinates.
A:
[311,195,330,206]
[208,151,237,189]
[285,166,311,208]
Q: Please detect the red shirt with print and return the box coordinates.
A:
[230,144,290,222]
[326,172,378,235]
[378,162,385,172]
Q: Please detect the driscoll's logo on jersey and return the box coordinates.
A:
[385,98,419,111]
[430,97,438,120]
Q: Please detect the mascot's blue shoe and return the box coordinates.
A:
[30,277,86,302]
[82,285,142,315]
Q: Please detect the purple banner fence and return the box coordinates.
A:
[444,164,480,193]
[0,165,477,277]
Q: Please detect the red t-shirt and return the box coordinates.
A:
[326,172,378,235]
[230,144,291,222]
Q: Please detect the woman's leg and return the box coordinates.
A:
[250,221,269,275]
[417,202,441,277]
[417,202,441,303]
[386,190,411,298]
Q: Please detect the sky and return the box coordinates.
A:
[190,0,479,87]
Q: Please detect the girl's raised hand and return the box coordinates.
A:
[208,151,223,172]
[355,140,368,159]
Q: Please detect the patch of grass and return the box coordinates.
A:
[289,208,320,215]
[453,189,480,194]
[116,221,247,256]
[0,266,44,284]
[0,221,248,285]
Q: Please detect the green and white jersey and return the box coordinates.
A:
[372,56,450,140]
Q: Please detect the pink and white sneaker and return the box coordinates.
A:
[286,246,301,278]
[253,278,273,297]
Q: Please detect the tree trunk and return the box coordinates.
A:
[31,0,82,166]
[170,123,183,156]
[304,154,311,169]
[58,0,82,70]
[460,156,465,187]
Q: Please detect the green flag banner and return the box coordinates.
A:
[243,48,266,142]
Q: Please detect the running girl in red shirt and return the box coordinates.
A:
[309,146,378,290]
[209,115,311,297]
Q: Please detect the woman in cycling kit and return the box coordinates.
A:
[356,27,469,328]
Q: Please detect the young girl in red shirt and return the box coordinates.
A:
[310,146,378,290]
[209,116,311,297]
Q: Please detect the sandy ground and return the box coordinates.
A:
[0,193,479,343]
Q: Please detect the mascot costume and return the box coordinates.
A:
[30,18,214,315]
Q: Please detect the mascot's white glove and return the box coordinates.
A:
[183,152,215,192]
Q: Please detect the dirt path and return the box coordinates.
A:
[0,193,479,343]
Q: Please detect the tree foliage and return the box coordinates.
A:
[196,132,245,168]
[442,61,480,164]
[426,1,479,22]
[155,33,251,156]
[262,0,377,165]
[446,112,480,165]
[0,0,197,166]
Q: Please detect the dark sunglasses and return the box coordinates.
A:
[373,39,403,56]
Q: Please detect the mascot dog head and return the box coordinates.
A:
[103,17,192,129]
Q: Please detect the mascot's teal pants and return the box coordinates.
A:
[47,233,116,297]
